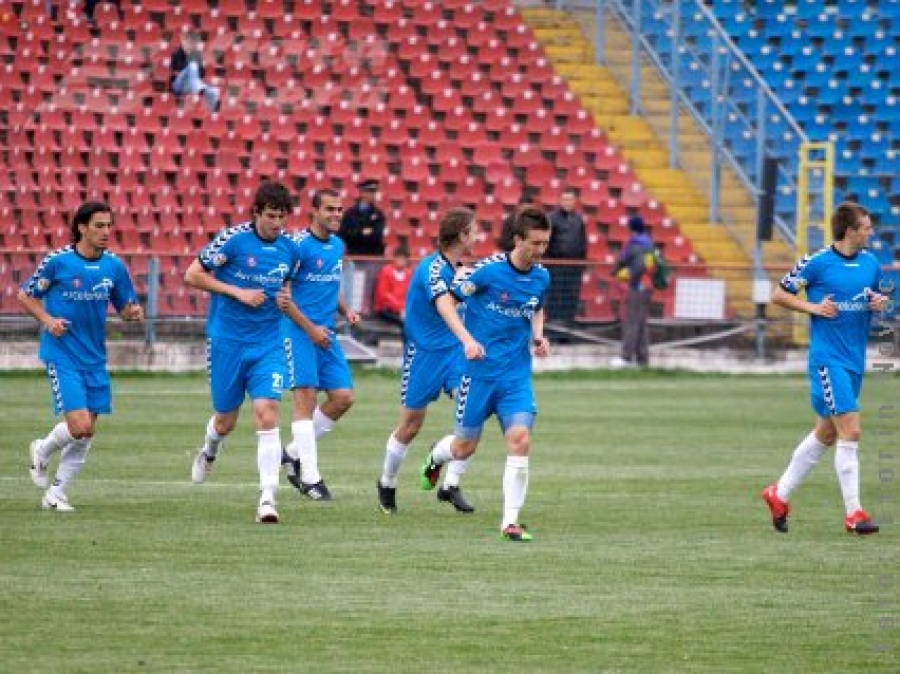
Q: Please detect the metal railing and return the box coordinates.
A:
[547,0,812,244]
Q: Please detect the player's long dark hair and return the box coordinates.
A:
[71,201,112,244]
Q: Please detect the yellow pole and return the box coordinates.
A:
[793,141,835,344]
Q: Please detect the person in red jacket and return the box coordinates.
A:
[373,248,412,329]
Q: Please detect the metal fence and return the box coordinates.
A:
[548,0,816,245]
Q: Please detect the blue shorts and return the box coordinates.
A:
[809,364,862,417]
[46,361,111,415]
[208,338,285,413]
[284,332,353,391]
[453,375,537,440]
[400,341,463,410]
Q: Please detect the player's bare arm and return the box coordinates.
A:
[277,287,331,347]
[120,303,144,322]
[866,289,890,312]
[184,258,267,307]
[532,308,550,358]
[772,286,837,318]
[338,296,361,327]
[16,290,69,337]
[435,293,484,359]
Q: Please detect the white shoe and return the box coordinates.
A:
[42,491,75,512]
[191,448,214,484]
[256,500,279,524]
[29,439,49,488]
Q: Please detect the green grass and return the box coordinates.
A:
[1,369,897,673]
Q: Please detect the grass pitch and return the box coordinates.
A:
[1,369,897,673]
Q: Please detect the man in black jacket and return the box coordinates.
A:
[546,189,587,323]
[338,179,386,256]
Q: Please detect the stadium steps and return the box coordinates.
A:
[575,9,799,274]
[524,7,796,326]
[523,10,745,303]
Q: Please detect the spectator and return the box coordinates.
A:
[546,188,588,324]
[170,31,220,114]
[612,215,655,367]
[339,179,386,256]
[373,247,412,329]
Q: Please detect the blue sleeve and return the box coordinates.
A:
[22,253,56,298]
[780,254,817,294]
[111,260,138,312]
[199,229,233,271]
[450,263,485,302]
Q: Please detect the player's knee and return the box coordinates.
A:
[215,414,237,436]
[839,429,861,443]
[817,428,838,446]
[399,417,424,439]
[451,440,477,461]
[255,409,280,430]
[505,428,531,456]
[333,390,354,413]
[66,418,94,439]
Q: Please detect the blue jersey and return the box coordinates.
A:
[780,245,882,374]
[450,253,550,380]
[199,222,299,344]
[22,246,137,369]
[404,252,459,351]
[283,229,344,331]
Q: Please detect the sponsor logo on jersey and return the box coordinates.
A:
[62,276,113,301]
[486,295,539,319]
[458,281,477,296]
[302,261,342,283]
[267,263,290,279]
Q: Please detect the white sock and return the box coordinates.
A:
[41,422,75,460]
[257,428,281,499]
[291,419,320,484]
[204,416,225,458]
[312,407,335,441]
[443,456,473,489]
[776,432,828,501]
[52,437,92,493]
[381,434,408,488]
[430,434,455,465]
[834,440,861,515]
[502,456,529,528]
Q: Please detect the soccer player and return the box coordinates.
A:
[761,202,891,535]
[276,188,360,501]
[185,181,299,524]
[375,206,478,515]
[421,206,552,542]
[19,201,143,511]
